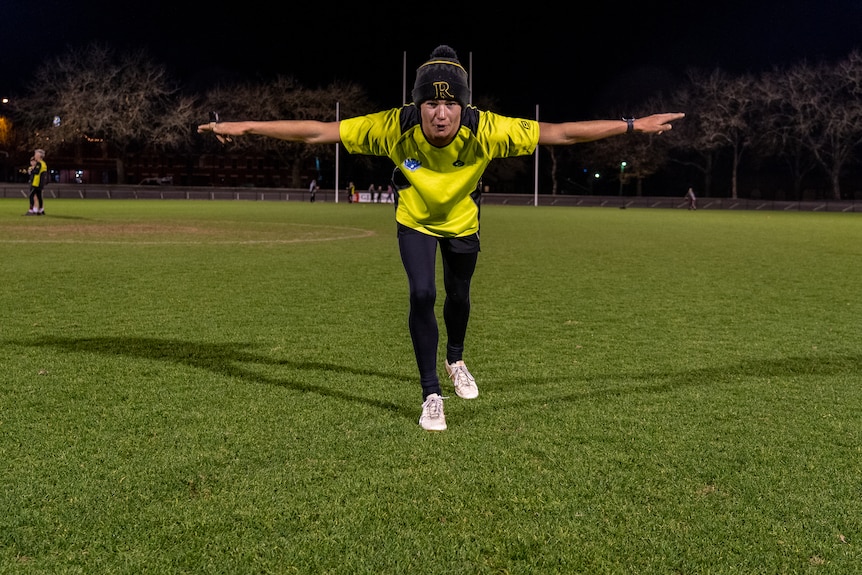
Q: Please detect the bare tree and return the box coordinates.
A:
[10,41,862,197]
[664,70,724,197]
[201,76,373,187]
[535,145,579,196]
[473,94,532,194]
[754,67,820,200]
[577,96,677,196]
[14,43,194,183]
[546,146,560,195]
[577,133,663,196]
[685,69,757,199]
[774,52,862,200]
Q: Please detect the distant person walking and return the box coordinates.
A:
[685,186,697,210]
[199,45,683,431]
[309,179,319,202]
[25,148,47,216]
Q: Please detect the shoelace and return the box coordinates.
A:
[423,395,446,418]
[449,366,474,390]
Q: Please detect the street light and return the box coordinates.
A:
[618,161,627,196]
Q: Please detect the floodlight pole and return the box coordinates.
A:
[469,52,473,104]
[534,105,539,206]
[335,102,340,203]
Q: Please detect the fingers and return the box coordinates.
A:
[197,121,218,134]
[653,112,685,134]
[652,112,685,126]
[197,121,232,143]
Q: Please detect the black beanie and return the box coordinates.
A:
[411,45,470,107]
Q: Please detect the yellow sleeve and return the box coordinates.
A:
[478,111,540,158]
[339,109,402,157]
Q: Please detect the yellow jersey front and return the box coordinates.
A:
[340,105,539,237]
[32,159,47,188]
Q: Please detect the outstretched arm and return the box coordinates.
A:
[197,120,342,145]
[538,113,685,145]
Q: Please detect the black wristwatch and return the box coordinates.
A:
[623,117,635,134]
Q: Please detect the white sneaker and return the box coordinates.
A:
[445,360,479,399]
[419,393,447,431]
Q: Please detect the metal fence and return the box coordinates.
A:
[3,183,861,212]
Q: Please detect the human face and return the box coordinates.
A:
[419,100,462,147]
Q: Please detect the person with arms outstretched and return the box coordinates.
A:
[199,45,684,431]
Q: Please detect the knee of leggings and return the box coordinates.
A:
[409,286,436,309]
[445,282,471,305]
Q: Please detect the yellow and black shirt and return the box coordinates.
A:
[31,159,48,189]
[340,104,539,238]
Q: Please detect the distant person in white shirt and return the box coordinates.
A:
[685,187,697,210]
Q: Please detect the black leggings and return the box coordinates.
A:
[29,186,43,209]
[397,226,478,399]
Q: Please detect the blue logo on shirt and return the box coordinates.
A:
[403,158,421,172]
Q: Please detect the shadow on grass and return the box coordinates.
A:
[516,353,862,404]
[39,214,92,220]
[23,335,413,420]
[20,336,858,424]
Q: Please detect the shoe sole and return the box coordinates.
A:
[420,422,446,431]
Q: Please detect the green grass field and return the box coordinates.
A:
[2,198,861,574]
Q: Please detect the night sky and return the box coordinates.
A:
[3,0,860,120]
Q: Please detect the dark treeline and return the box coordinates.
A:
[2,44,861,200]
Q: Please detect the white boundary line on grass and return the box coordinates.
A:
[0,223,376,245]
